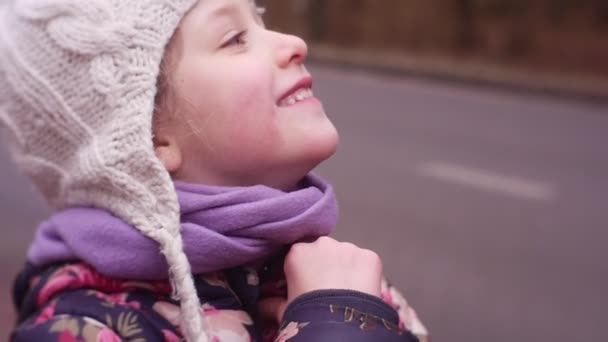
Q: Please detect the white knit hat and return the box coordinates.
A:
[0,0,208,340]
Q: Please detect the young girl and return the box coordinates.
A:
[0,0,428,341]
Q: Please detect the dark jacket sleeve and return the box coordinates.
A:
[277,290,419,342]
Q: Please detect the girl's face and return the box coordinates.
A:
[155,0,338,190]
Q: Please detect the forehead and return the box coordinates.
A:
[178,0,264,40]
[180,0,261,33]
[191,0,258,16]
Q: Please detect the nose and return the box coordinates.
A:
[274,32,308,68]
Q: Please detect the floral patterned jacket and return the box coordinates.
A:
[11,259,428,342]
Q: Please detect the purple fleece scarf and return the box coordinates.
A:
[27,174,337,280]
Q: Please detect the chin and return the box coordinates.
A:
[299,124,340,170]
[266,131,337,191]
[315,131,339,162]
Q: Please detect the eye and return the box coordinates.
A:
[221,30,248,48]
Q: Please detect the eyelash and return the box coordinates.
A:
[219,5,265,49]
[221,30,248,48]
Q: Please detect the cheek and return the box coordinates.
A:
[178,64,280,157]
[212,69,279,145]
[228,92,276,139]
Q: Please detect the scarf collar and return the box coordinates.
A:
[27,174,337,280]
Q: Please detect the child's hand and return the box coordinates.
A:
[259,236,383,322]
[285,236,383,299]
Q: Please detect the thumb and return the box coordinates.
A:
[258,297,288,323]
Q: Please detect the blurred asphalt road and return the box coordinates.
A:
[1,64,607,341]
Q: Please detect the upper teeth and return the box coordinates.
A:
[280,88,313,106]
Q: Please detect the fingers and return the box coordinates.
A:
[284,236,384,298]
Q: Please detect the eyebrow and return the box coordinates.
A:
[207,2,241,19]
[210,1,262,16]
[194,0,263,38]
[191,2,240,38]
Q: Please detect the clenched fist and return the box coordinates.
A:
[260,236,383,322]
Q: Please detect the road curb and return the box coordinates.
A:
[309,44,608,103]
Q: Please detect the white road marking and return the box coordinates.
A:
[416,161,557,201]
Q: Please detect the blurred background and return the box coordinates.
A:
[2,0,608,341]
[263,0,608,86]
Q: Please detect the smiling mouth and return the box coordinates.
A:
[278,88,314,107]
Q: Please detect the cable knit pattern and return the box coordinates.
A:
[0,1,208,341]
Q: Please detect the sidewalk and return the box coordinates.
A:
[309,44,608,103]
